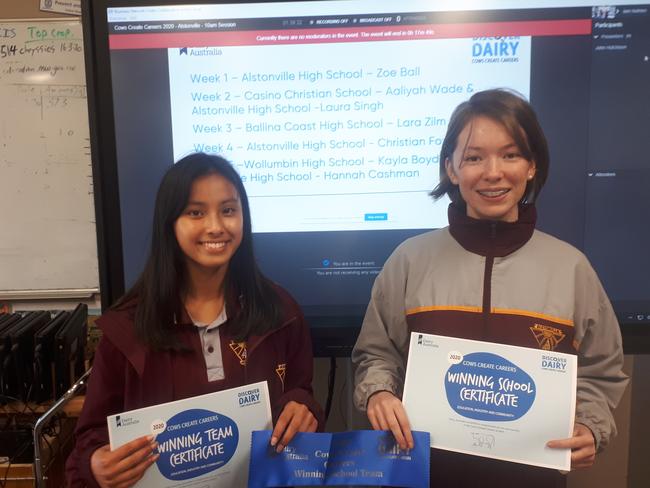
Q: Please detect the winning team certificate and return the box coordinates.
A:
[403,333,577,470]
[107,381,272,487]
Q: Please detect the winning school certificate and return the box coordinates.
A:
[107,381,272,487]
[403,333,577,470]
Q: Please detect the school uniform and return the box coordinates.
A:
[352,203,628,487]
[66,286,323,487]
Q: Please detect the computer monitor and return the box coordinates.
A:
[0,313,21,333]
[83,0,650,354]
[5,311,51,402]
[0,312,35,401]
[33,311,71,402]
[54,304,88,398]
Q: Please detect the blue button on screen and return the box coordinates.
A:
[364,213,388,221]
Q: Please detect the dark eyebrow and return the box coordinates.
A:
[221,198,240,205]
[185,197,240,206]
[500,143,520,151]
[465,142,519,152]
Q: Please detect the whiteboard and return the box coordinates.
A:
[0,19,99,298]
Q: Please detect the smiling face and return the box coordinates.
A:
[446,115,536,222]
[174,172,243,278]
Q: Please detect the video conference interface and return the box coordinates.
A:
[103,1,650,333]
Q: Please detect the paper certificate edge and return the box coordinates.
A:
[106,380,271,450]
[404,332,576,472]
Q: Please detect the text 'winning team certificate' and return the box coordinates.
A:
[107,381,272,487]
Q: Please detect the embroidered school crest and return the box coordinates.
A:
[530,324,565,351]
[229,341,247,365]
[275,363,286,391]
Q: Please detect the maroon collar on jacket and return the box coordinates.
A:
[447,202,537,258]
[96,305,147,375]
[96,285,295,377]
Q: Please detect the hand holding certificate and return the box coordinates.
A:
[249,430,430,488]
[107,381,272,487]
[90,436,159,487]
[403,333,577,470]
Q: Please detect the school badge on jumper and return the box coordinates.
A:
[530,324,566,351]
[275,363,286,391]
[229,341,247,365]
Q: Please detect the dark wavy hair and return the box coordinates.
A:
[114,153,281,349]
[431,88,549,205]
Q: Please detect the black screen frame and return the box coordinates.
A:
[82,0,650,355]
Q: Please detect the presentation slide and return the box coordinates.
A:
[97,1,650,351]
[168,36,531,232]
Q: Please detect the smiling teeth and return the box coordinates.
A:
[203,242,225,250]
[479,189,509,197]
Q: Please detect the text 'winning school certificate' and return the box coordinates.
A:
[403,333,576,470]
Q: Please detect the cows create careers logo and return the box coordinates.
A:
[444,351,536,421]
[153,409,239,481]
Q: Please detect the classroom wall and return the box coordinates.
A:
[0,0,102,312]
[1,2,63,19]
[1,1,647,487]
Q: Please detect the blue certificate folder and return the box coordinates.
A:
[249,430,430,487]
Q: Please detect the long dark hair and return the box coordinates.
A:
[114,153,282,349]
[431,88,549,204]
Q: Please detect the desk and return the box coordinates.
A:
[0,397,84,417]
[0,375,88,488]
[0,464,33,488]
[1,397,84,488]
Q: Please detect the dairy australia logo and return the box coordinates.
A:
[416,334,438,348]
[178,46,223,56]
[472,37,521,64]
[114,415,139,428]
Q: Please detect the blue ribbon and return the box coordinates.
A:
[248,430,429,487]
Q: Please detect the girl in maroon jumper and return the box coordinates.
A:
[66,153,323,488]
